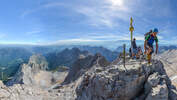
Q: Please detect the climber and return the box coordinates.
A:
[129,47,132,58]
[136,46,143,59]
[144,30,152,40]
[132,38,138,59]
[144,28,159,64]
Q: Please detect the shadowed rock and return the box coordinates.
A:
[63,53,110,84]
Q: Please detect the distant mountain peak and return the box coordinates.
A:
[28,54,48,71]
[46,47,91,69]
[63,53,110,84]
[6,54,48,86]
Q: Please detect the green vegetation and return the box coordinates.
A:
[0,47,32,83]
[51,66,69,72]
[0,72,9,83]
[0,58,28,83]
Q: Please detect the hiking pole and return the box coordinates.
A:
[129,17,134,59]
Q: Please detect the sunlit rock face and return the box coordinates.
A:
[6,54,68,89]
[6,55,48,86]
[155,50,177,88]
[76,59,177,100]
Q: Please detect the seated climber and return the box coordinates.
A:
[136,46,143,59]
[144,28,159,64]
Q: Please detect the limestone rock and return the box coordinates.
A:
[28,54,48,72]
[0,80,5,88]
[146,81,168,100]
[169,89,177,100]
[145,72,161,94]
[7,54,48,86]
[1,53,176,100]
[63,53,110,84]
[76,59,148,100]
[76,59,177,100]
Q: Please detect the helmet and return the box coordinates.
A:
[153,28,158,33]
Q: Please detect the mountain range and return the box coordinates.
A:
[0,45,118,79]
[0,50,177,100]
[0,44,176,81]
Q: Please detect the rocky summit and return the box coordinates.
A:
[75,59,177,100]
[0,54,177,100]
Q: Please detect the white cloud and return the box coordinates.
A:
[21,2,65,18]
[43,32,146,46]
[19,0,174,46]
[21,0,173,28]
[26,31,41,35]
[75,0,132,28]
[74,0,173,28]
[43,38,102,45]
[43,2,64,8]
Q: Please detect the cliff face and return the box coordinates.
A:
[155,50,177,88]
[1,53,177,100]
[76,59,177,100]
[6,55,68,89]
[6,55,48,86]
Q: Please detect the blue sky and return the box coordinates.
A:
[0,0,177,49]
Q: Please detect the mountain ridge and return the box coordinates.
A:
[0,53,176,100]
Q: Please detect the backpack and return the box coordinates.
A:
[144,30,152,39]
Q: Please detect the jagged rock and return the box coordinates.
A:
[0,89,11,98]
[1,53,176,100]
[76,60,148,100]
[146,80,168,100]
[79,54,86,59]
[76,59,176,100]
[0,79,77,100]
[143,72,169,100]
[169,89,177,100]
[145,72,161,94]
[63,53,110,84]
[155,50,177,86]
[0,84,59,100]
[7,55,48,86]
[0,80,5,88]
[0,81,10,98]
[28,54,48,72]
[6,54,68,89]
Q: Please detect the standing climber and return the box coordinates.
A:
[129,47,132,58]
[144,28,159,64]
[132,38,138,59]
